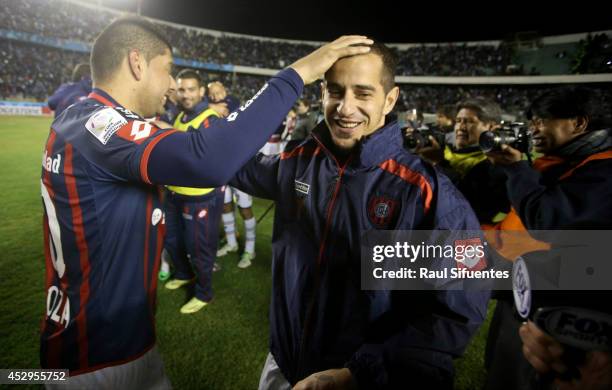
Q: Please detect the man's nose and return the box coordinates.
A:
[336,94,356,116]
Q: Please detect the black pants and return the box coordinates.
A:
[484,298,543,390]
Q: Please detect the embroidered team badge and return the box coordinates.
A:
[367,196,398,227]
[454,237,487,271]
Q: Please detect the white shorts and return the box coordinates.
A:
[46,345,171,390]
[260,141,282,156]
[224,186,253,208]
[258,352,291,390]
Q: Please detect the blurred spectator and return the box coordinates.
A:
[160,75,179,123]
[289,98,317,142]
[47,62,91,118]
[207,80,240,113]
[436,104,457,146]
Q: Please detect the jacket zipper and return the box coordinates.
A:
[295,135,351,381]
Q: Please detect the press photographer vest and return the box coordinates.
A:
[483,150,612,261]
[166,108,219,196]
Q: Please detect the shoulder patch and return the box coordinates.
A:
[367,195,398,227]
[85,107,128,145]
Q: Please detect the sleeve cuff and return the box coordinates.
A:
[273,68,304,98]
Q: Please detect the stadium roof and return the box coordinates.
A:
[102,0,612,43]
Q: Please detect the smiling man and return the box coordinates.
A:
[162,69,225,314]
[411,97,510,224]
[484,87,612,390]
[39,15,372,387]
[231,41,489,389]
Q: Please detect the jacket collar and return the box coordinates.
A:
[552,128,612,161]
[310,118,403,168]
[88,88,121,108]
[533,128,612,171]
[88,88,145,120]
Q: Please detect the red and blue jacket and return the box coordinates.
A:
[40,68,303,374]
[231,120,490,388]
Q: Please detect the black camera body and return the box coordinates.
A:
[403,125,446,152]
[479,122,531,153]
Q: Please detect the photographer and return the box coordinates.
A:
[485,87,612,390]
[407,97,510,224]
[435,104,456,146]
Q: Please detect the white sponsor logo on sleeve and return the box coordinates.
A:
[152,208,163,226]
[85,107,128,144]
[226,83,268,122]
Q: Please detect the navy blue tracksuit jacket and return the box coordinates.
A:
[232,121,490,388]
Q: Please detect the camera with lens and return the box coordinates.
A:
[479,122,531,153]
[403,125,446,152]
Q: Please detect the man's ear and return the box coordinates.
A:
[383,86,400,116]
[127,49,145,81]
[199,86,205,99]
[573,115,589,134]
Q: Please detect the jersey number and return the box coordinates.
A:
[41,180,66,278]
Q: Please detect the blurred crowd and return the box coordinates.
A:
[0,0,515,74]
[0,40,87,100]
[1,0,610,118]
[3,38,611,122]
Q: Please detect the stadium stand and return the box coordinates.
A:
[0,0,610,117]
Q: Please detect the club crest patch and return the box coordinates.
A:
[454,237,487,271]
[367,196,398,227]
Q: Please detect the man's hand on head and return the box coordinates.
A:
[486,144,523,165]
[292,368,356,390]
[289,36,373,85]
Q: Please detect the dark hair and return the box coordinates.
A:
[368,41,397,93]
[527,87,612,131]
[436,104,456,119]
[90,16,171,84]
[71,63,91,82]
[297,98,311,108]
[456,97,502,124]
[176,68,203,87]
[324,40,397,93]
